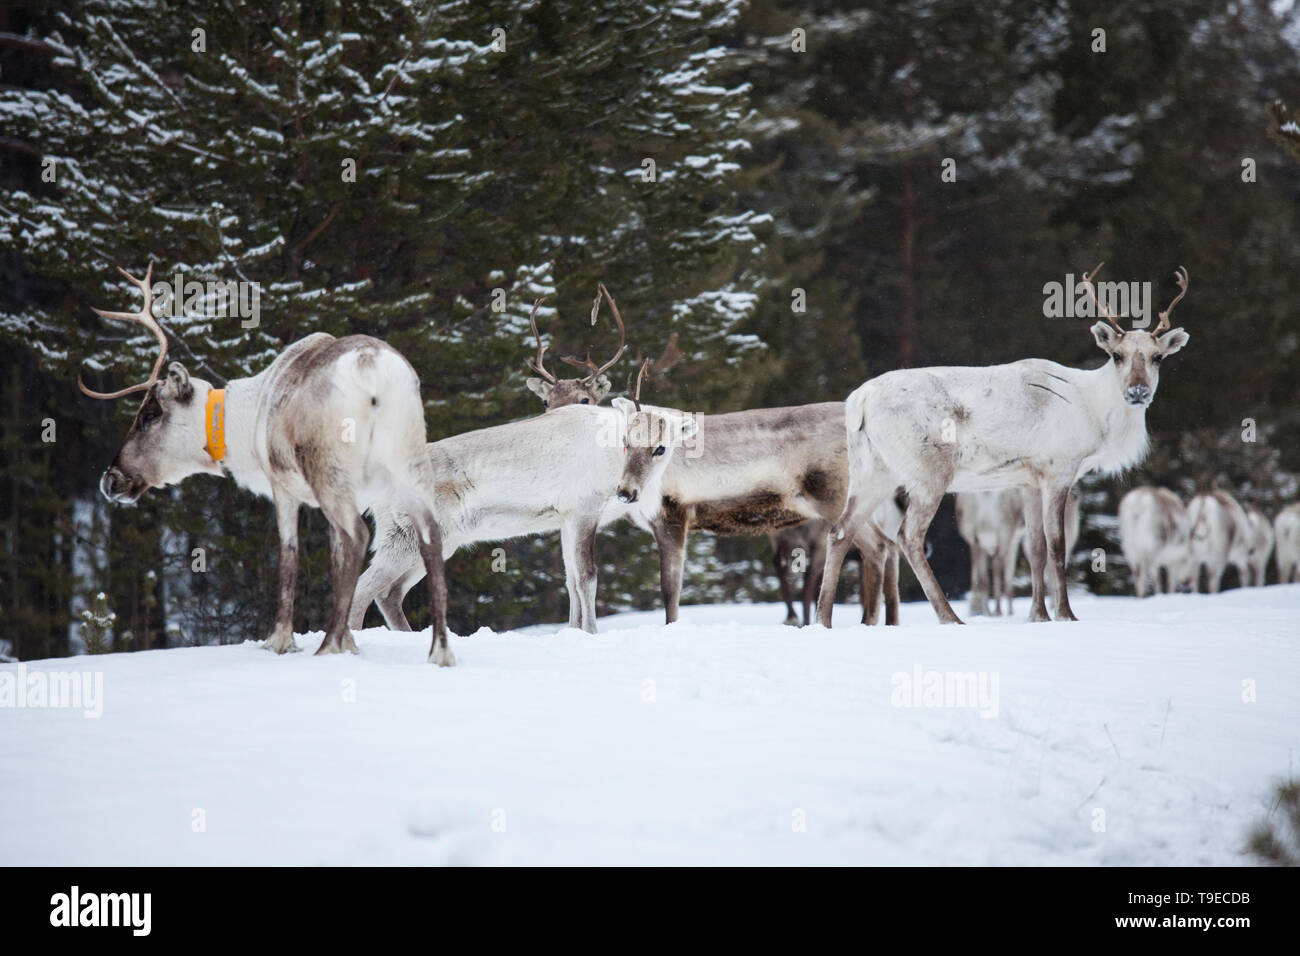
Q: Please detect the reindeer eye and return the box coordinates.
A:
[580,398,590,405]
[653,445,666,457]
[1111,353,1122,365]
[141,403,162,425]
[1152,354,1163,365]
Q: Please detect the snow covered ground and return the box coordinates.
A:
[2,587,1298,866]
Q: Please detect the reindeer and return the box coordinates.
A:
[1275,503,1300,583]
[628,401,902,627]
[1243,505,1274,587]
[955,490,1026,616]
[1118,486,1191,596]
[349,293,696,633]
[818,264,1190,626]
[1186,490,1251,593]
[79,265,453,663]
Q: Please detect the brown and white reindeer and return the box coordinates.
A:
[349,291,697,633]
[1185,490,1252,592]
[1118,486,1191,596]
[1274,503,1300,583]
[626,400,903,627]
[80,264,453,663]
[818,264,1190,626]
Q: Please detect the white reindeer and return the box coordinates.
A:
[79,265,453,662]
[349,343,697,633]
[818,264,1189,625]
[1186,490,1251,593]
[1275,503,1300,583]
[1243,506,1274,587]
[955,489,1027,616]
[1118,486,1190,596]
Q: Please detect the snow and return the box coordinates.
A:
[2,588,1297,865]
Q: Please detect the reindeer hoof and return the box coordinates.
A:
[1027,607,1051,623]
[428,645,456,667]
[782,614,800,627]
[264,632,299,654]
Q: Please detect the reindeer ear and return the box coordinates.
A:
[1157,327,1189,356]
[1091,321,1121,353]
[591,374,612,403]
[525,378,552,403]
[166,362,193,403]
[611,397,635,417]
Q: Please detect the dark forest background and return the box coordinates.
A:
[2,0,1298,659]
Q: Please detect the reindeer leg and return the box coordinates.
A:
[412,517,453,666]
[376,578,415,631]
[853,530,883,625]
[803,534,825,627]
[773,540,798,626]
[989,551,1004,617]
[265,494,301,654]
[1043,486,1077,621]
[883,542,900,626]
[1020,487,1050,622]
[317,507,368,655]
[969,546,987,616]
[652,513,688,625]
[575,515,600,634]
[816,519,857,628]
[350,523,419,631]
[560,522,583,630]
[898,489,962,625]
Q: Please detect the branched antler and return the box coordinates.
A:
[523,296,557,383]
[561,283,627,383]
[78,263,169,400]
[1079,262,1125,336]
[1153,266,1189,335]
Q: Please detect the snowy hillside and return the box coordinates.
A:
[2,588,1298,866]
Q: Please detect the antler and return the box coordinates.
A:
[78,263,169,400]
[631,357,651,411]
[649,332,683,376]
[1079,262,1125,336]
[561,283,628,383]
[1153,266,1189,335]
[522,296,557,384]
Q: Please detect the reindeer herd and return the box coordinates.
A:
[76,260,1283,666]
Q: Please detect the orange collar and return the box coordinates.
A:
[205,389,226,462]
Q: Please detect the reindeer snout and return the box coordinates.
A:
[1124,384,1152,406]
[100,466,141,503]
[617,488,638,504]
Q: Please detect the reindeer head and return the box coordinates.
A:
[610,360,697,505]
[1081,263,1190,408]
[78,265,222,503]
[524,284,625,409]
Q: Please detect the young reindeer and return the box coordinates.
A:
[819,263,1190,626]
[349,291,697,633]
[80,264,453,662]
